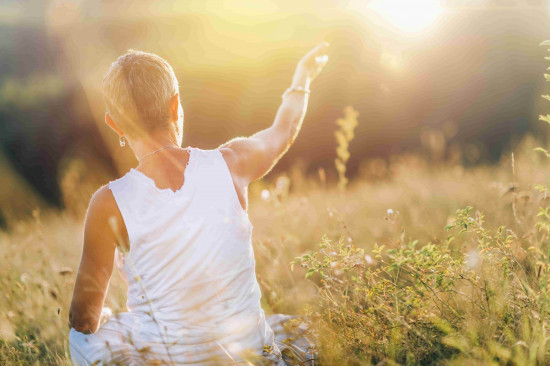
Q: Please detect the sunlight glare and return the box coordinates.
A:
[368,0,443,33]
[380,51,402,71]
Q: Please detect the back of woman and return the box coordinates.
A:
[70,147,274,364]
[68,43,328,365]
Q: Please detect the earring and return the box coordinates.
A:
[119,136,126,147]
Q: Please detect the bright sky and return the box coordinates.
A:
[362,0,443,33]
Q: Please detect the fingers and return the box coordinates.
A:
[313,43,329,69]
[295,42,330,80]
[315,54,329,65]
[300,42,329,70]
[307,42,330,59]
[313,42,330,54]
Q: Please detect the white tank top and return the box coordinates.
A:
[108,147,275,364]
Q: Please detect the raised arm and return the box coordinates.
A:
[219,42,329,185]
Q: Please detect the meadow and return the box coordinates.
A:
[2,132,550,365]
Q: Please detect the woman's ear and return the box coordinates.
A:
[105,113,124,136]
[170,94,180,123]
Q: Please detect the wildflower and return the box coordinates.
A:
[365,255,374,265]
[387,208,399,216]
[21,339,38,351]
[385,209,400,222]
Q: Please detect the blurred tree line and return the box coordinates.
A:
[0,0,549,220]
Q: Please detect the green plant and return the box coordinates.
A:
[293,204,550,365]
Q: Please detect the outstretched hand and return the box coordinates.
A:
[220,43,330,186]
[294,42,330,85]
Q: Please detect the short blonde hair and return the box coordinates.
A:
[102,49,179,136]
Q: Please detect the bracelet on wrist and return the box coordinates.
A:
[282,86,311,99]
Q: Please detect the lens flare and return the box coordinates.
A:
[368,0,443,33]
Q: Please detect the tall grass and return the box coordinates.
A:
[4,87,550,366]
[334,106,359,192]
[0,135,549,364]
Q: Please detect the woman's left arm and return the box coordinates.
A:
[68,185,126,334]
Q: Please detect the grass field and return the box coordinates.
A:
[1,136,550,365]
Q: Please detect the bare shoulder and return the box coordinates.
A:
[218,145,249,210]
[219,142,244,178]
[218,137,266,184]
[88,185,119,218]
[218,144,239,171]
[85,185,127,248]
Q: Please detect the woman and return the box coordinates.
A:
[68,42,329,365]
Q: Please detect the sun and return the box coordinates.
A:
[367,0,443,33]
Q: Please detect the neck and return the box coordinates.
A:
[127,130,181,162]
